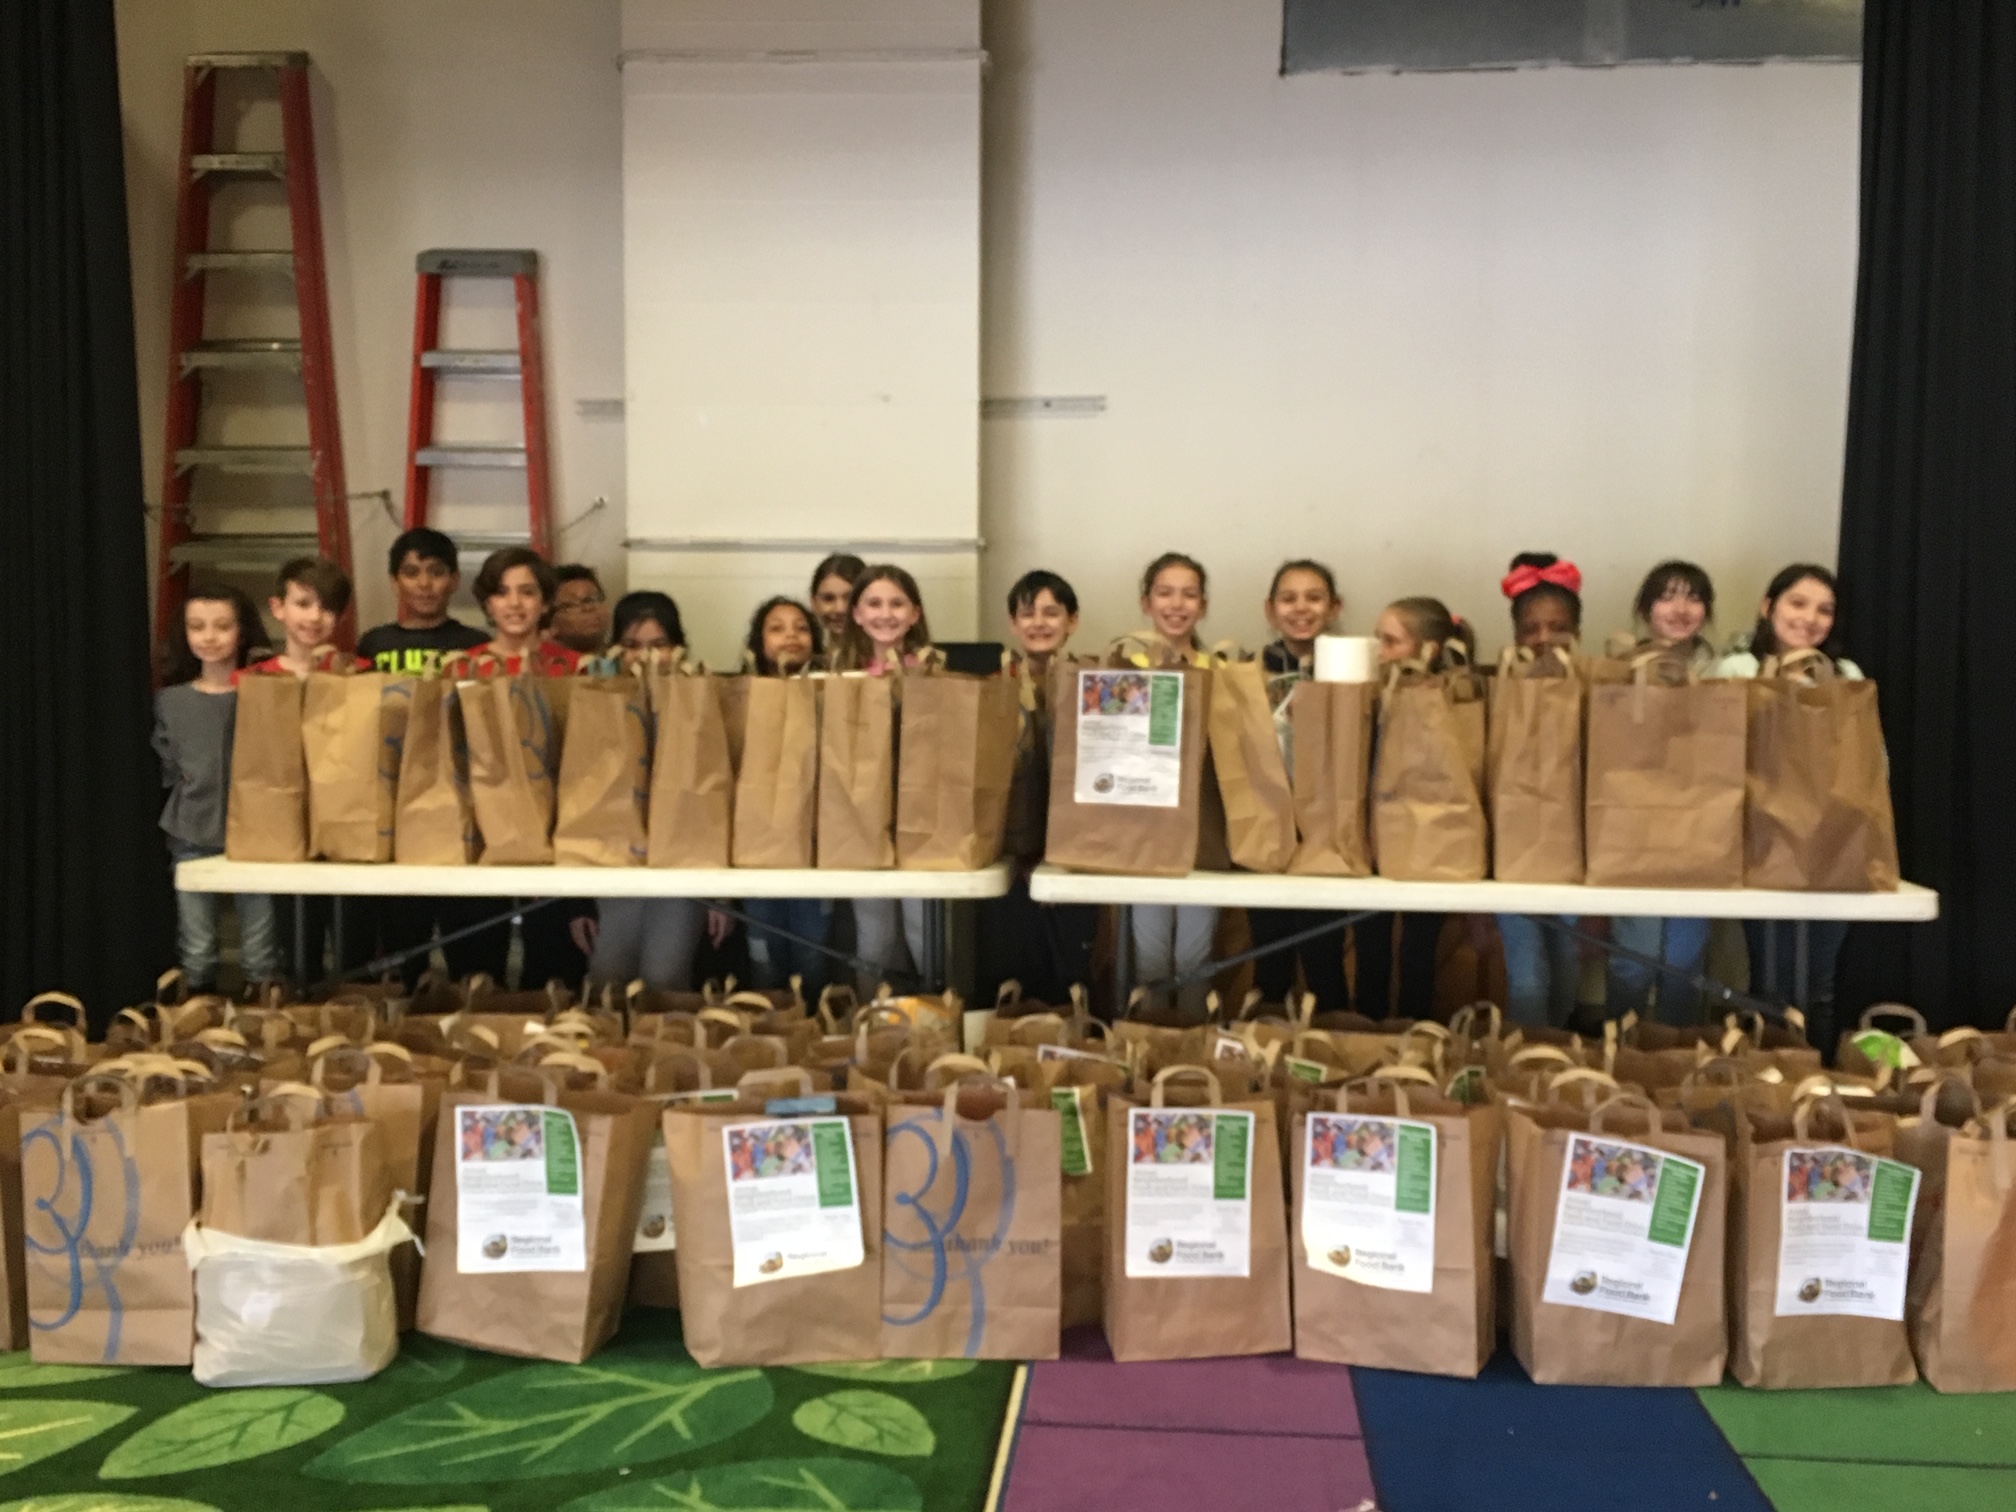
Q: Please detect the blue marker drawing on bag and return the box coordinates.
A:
[883,1108,1019,1356]
[380,680,412,844]
[515,681,556,792]
[22,1114,142,1359]
[626,699,652,861]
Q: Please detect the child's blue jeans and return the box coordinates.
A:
[169,842,281,986]
[1496,914,1582,1029]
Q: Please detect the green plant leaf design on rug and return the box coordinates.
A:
[0,1498,219,1511]
[303,1360,772,1484]
[0,1356,135,1392]
[99,1390,343,1480]
[792,1360,977,1384]
[791,1393,934,1459]
[380,1335,468,1388]
[559,1457,922,1511]
[0,1402,136,1478]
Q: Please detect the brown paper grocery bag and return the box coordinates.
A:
[1585,654,1746,888]
[1743,654,1899,891]
[1046,657,1208,878]
[625,1051,741,1310]
[1104,1066,1291,1361]
[718,675,752,774]
[732,677,818,868]
[415,1065,656,1363]
[1288,681,1375,877]
[881,1081,1062,1359]
[663,1077,885,1367]
[304,669,408,862]
[1489,646,1585,884]
[395,677,480,864]
[1292,1075,1500,1376]
[226,672,308,862]
[460,673,564,866]
[199,1093,392,1245]
[21,1074,238,1364]
[305,1046,438,1329]
[818,674,897,870]
[1729,1096,1916,1388]
[646,666,734,867]
[1205,654,1296,873]
[1506,1092,1728,1386]
[1372,656,1488,881]
[554,673,650,867]
[0,1085,60,1352]
[1901,1095,2016,1392]
[896,671,1022,870]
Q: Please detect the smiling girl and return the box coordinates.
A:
[834,565,932,674]
[471,547,581,675]
[747,596,822,675]
[1261,559,1342,673]
[739,597,829,993]
[1624,559,1718,672]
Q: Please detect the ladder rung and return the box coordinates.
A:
[415,445,528,470]
[421,350,523,375]
[174,445,315,474]
[181,339,303,372]
[189,51,308,69]
[417,249,538,278]
[191,152,286,177]
[170,532,322,568]
[185,251,295,275]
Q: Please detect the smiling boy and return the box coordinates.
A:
[357,527,488,675]
[242,558,367,677]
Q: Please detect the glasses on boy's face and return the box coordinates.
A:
[554,594,604,615]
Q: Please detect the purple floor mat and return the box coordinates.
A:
[1004,1424,1377,1512]
[1003,1329,1372,1511]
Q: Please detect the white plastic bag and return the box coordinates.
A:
[183,1205,414,1388]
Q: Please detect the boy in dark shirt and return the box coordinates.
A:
[357,528,489,674]
[361,528,507,985]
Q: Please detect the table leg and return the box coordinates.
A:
[1793,920,1811,1008]
[330,896,346,987]
[918,899,947,994]
[1764,924,1778,1004]
[293,895,310,988]
[1113,904,1133,1014]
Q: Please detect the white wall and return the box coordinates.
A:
[979,0,1862,659]
[119,0,626,634]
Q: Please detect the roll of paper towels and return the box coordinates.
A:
[1314,636,1376,683]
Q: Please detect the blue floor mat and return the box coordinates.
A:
[1350,1351,1772,1512]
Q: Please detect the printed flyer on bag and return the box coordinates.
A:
[724,1117,865,1286]
[1542,1133,1703,1324]
[635,1089,738,1254]
[1075,670,1183,807]
[1301,1113,1436,1293]
[1124,1108,1254,1278]
[454,1105,587,1274]
[1774,1146,1920,1320]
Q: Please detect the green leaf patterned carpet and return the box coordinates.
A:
[0,1313,1015,1512]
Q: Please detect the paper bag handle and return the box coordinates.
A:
[61,1074,140,1122]
[922,1053,993,1089]
[1858,1003,1928,1037]
[1588,1091,1664,1134]
[19,991,87,1031]
[1148,1066,1223,1107]
[1546,1067,1619,1109]
[643,1047,712,1093]
[310,1047,385,1089]
[1918,1073,1982,1127]
[1008,1012,1068,1046]
[536,1052,609,1089]
[1792,1093,1859,1147]
[1508,1044,1577,1071]
[231,1087,324,1133]
[736,1067,814,1099]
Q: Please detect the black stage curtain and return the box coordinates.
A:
[0,0,174,1025]
[1837,1,2016,1027]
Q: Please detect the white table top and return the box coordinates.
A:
[1027,864,1939,922]
[177,856,1014,901]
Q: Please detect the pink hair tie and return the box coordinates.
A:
[1500,561,1584,600]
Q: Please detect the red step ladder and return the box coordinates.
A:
[154,51,353,654]
[401,249,552,559]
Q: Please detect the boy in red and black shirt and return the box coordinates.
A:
[469,546,583,675]
[239,556,369,679]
